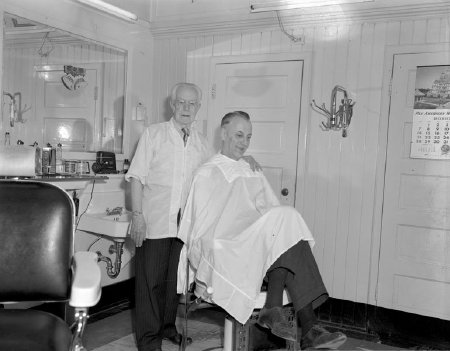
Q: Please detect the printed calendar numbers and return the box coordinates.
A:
[411,110,450,159]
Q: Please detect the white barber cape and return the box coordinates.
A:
[177,153,314,324]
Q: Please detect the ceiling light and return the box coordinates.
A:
[76,0,138,22]
[4,27,56,35]
[250,0,374,12]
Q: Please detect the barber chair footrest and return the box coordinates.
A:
[224,306,300,351]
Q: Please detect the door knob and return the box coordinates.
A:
[281,188,289,196]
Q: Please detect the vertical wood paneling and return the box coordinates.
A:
[330,23,352,299]
[386,21,401,46]
[269,30,283,53]
[412,19,427,44]
[155,39,171,122]
[353,22,375,302]
[152,38,164,122]
[168,38,180,102]
[260,31,272,54]
[439,18,450,42]
[426,18,442,43]
[249,32,262,54]
[357,21,387,302]
[230,34,242,55]
[327,21,363,301]
[240,32,254,55]
[341,22,364,300]
[399,20,414,44]
[320,24,342,295]
[150,13,450,305]
[305,25,329,277]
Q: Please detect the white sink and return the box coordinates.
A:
[77,212,132,241]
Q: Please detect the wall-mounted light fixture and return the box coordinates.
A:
[250,0,373,12]
[75,0,138,22]
[311,85,355,137]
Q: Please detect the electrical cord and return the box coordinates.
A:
[75,177,96,230]
[276,11,304,43]
[87,236,102,251]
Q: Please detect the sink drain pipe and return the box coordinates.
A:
[96,241,124,278]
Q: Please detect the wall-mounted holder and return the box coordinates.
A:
[3,91,29,127]
[62,65,88,91]
[311,85,355,137]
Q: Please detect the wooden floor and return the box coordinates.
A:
[83,305,406,351]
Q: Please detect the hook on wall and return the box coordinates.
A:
[3,91,29,127]
[311,85,355,137]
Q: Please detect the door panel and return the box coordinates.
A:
[209,60,303,205]
[377,52,450,320]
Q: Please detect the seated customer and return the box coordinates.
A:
[177,111,347,349]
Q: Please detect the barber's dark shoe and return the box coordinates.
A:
[257,306,296,341]
[301,324,347,349]
[163,333,192,345]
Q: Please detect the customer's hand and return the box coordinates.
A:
[241,155,262,172]
[130,213,146,247]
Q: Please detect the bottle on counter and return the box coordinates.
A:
[32,141,42,175]
[42,143,56,175]
[123,159,130,174]
[4,132,10,146]
[56,143,64,174]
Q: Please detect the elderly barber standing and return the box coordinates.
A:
[125,83,211,351]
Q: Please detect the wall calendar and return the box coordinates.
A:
[411,65,450,160]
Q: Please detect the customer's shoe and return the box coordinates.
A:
[163,333,192,345]
[300,324,347,349]
[256,306,296,341]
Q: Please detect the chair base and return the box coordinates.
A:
[224,306,300,351]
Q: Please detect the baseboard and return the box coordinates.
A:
[317,297,450,350]
[88,278,135,323]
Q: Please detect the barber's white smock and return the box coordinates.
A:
[125,118,211,239]
[177,154,315,324]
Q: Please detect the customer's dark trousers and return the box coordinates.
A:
[268,240,328,311]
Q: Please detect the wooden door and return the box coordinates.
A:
[377,52,450,320]
[208,60,303,206]
[35,63,101,151]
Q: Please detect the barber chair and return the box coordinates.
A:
[0,180,102,351]
[183,284,298,351]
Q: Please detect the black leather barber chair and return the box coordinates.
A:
[0,180,102,351]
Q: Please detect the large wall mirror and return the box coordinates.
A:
[2,13,127,154]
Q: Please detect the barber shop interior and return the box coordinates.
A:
[1,1,449,350]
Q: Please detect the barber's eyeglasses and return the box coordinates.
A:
[174,99,199,109]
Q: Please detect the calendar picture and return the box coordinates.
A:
[411,65,450,159]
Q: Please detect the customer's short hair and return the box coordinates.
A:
[221,111,250,127]
[170,82,202,102]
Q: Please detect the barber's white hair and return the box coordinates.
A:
[170,82,202,102]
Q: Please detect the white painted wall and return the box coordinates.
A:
[149,7,450,311]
